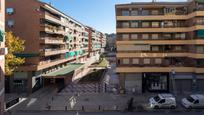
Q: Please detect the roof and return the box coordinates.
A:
[159,94,174,98]
[191,94,204,99]
[43,63,83,78]
[116,1,191,7]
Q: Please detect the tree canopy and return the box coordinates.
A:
[5,32,25,76]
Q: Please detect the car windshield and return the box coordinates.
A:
[153,96,161,102]
[186,96,195,103]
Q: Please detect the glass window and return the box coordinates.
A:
[142,34,149,39]
[130,21,138,28]
[142,22,150,28]
[122,10,129,16]
[152,22,160,28]
[196,46,204,53]
[122,22,129,28]
[152,46,159,51]
[155,59,162,64]
[133,59,139,64]
[6,8,14,15]
[131,10,138,16]
[123,59,130,64]
[144,59,150,64]
[7,20,14,27]
[152,34,159,39]
[122,34,129,40]
[142,10,149,16]
[131,34,138,40]
[151,10,159,15]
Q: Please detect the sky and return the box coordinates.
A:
[40,0,187,34]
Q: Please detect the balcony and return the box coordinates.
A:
[41,49,67,56]
[44,12,62,25]
[40,37,64,44]
[41,24,65,35]
[116,67,204,73]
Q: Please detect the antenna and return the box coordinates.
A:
[49,2,53,6]
[152,0,156,2]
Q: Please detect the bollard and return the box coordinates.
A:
[99,105,101,111]
[65,106,67,110]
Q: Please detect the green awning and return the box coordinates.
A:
[43,63,83,77]
[14,53,39,58]
[64,34,73,42]
[69,51,75,57]
[197,30,204,38]
[65,52,69,59]
[0,30,4,42]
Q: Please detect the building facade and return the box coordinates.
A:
[0,0,5,114]
[116,0,204,94]
[6,0,106,94]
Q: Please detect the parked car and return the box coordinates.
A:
[149,94,176,109]
[182,94,204,109]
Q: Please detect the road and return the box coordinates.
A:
[7,111,204,115]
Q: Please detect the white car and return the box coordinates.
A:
[149,94,176,109]
[182,94,204,109]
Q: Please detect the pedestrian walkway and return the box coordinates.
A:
[60,83,100,94]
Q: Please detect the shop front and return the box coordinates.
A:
[142,73,169,93]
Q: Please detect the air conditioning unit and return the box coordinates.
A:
[0,47,8,55]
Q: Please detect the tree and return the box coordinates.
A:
[5,32,25,76]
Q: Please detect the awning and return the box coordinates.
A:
[0,30,4,42]
[14,53,39,58]
[196,0,204,3]
[197,30,204,38]
[43,63,83,78]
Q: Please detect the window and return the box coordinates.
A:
[142,34,149,39]
[152,22,160,28]
[175,33,186,39]
[159,99,165,104]
[131,34,138,40]
[141,10,149,16]
[131,10,138,16]
[7,20,14,27]
[122,22,129,28]
[155,59,162,64]
[142,22,150,28]
[196,46,204,53]
[130,21,138,28]
[152,34,159,39]
[122,10,129,16]
[123,59,130,64]
[6,8,14,15]
[194,100,199,104]
[175,46,182,51]
[122,34,129,40]
[144,59,150,64]
[152,46,159,51]
[151,10,159,15]
[163,34,171,39]
[133,59,139,64]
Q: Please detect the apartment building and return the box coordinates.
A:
[0,0,5,114]
[116,0,204,94]
[6,0,105,94]
[86,27,103,60]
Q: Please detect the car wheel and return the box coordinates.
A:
[170,105,176,109]
[154,106,159,109]
[188,106,192,110]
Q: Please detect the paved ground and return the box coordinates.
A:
[6,111,204,115]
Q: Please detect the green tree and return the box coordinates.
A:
[5,32,25,76]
